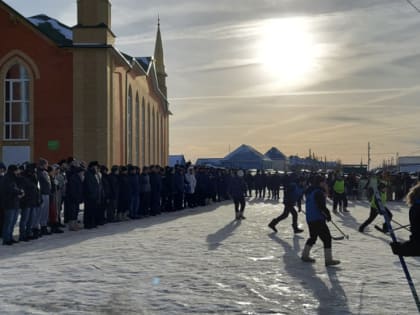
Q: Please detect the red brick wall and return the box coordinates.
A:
[0,4,73,164]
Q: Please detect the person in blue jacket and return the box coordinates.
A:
[390,182,420,256]
[301,175,340,266]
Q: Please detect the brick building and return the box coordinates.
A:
[0,0,170,167]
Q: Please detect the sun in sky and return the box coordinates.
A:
[257,17,323,88]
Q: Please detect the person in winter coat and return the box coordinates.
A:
[149,165,162,215]
[184,166,197,208]
[128,165,140,219]
[83,161,101,229]
[301,175,340,266]
[118,166,132,220]
[268,173,304,234]
[390,182,420,256]
[173,166,185,210]
[359,182,393,233]
[107,165,120,222]
[48,165,64,234]
[228,170,248,220]
[37,158,51,235]
[66,166,84,231]
[1,165,24,245]
[139,166,151,216]
[19,164,41,241]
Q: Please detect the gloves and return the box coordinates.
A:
[322,210,331,222]
[390,242,401,255]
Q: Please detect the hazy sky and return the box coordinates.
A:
[5,0,420,167]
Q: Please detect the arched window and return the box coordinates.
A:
[4,63,30,140]
[152,109,155,163]
[135,93,140,165]
[147,102,151,164]
[141,98,146,166]
[161,115,164,163]
[127,86,133,164]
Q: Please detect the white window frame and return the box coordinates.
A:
[4,64,30,141]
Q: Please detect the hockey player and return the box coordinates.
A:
[390,182,420,256]
[359,182,392,233]
[268,173,303,233]
[301,175,340,266]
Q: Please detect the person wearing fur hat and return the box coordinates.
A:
[359,182,393,233]
[228,169,248,220]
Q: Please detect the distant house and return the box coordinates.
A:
[398,156,420,173]
[222,144,272,170]
[168,154,186,167]
[265,147,287,171]
[195,158,223,168]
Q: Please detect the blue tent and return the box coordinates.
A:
[265,147,287,171]
[222,144,272,170]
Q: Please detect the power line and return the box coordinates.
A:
[406,0,420,13]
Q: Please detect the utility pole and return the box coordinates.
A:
[368,142,371,171]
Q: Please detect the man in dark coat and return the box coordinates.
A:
[118,166,131,221]
[19,163,41,241]
[150,165,162,215]
[139,166,151,216]
[66,166,84,231]
[173,166,185,211]
[1,165,24,245]
[228,170,248,220]
[83,161,101,229]
[107,165,119,222]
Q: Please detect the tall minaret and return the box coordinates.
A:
[72,0,115,165]
[154,17,167,98]
[73,0,115,45]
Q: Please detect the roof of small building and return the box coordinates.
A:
[223,144,272,162]
[265,147,286,160]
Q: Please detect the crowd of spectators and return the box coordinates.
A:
[0,157,418,246]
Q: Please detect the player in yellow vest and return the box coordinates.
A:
[359,183,393,233]
[332,174,348,213]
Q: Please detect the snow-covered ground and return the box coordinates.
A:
[0,196,418,315]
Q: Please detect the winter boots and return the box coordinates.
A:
[68,220,80,231]
[235,211,246,220]
[268,219,278,233]
[51,224,64,234]
[292,224,304,234]
[301,244,316,263]
[324,248,340,266]
[40,226,51,236]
